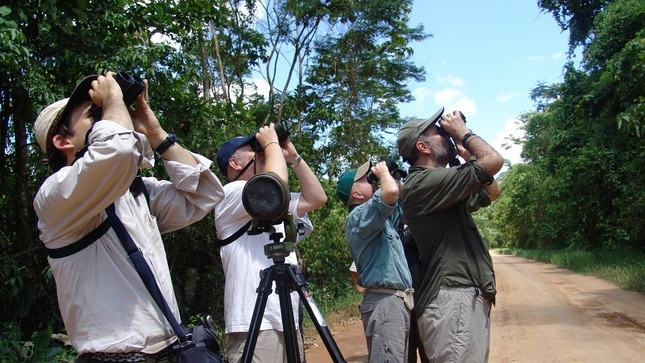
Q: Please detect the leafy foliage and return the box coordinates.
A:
[537,0,611,50]
[1,0,428,357]
[495,0,645,252]
[297,180,354,300]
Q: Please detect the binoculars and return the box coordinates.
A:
[115,71,146,106]
[365,160,408,185]
[88,71,146,123]
[249,123,291,152]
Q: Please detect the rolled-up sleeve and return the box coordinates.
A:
[144,152,224,234]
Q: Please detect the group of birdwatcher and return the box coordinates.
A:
[33,71,502,363]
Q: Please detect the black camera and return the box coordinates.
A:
[249,122,291,152]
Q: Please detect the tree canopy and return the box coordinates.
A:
[494,0,645,251]
[0,0,427,358]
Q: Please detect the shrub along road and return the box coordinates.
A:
[305,253,645,362]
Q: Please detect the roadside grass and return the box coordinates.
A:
[496,248,645,294]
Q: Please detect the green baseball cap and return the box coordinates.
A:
[336,160,372,204]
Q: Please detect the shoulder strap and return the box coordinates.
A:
[44,177,150,259]
[45,219,111,259]
[104,203,188,342]
[216,220,253,247]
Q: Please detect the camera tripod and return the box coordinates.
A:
[241,224,346,363]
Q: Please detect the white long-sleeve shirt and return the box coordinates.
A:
[33,120,224,354]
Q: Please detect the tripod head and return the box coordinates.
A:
[248,213,301,261]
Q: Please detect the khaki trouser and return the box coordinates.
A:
[418,285,492,363]
[226,328,306,363]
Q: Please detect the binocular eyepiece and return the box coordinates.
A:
[250,123,291,152]
[115,71,146,106]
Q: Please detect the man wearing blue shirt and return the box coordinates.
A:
[336,160,413,363]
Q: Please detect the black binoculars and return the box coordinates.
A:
[249,123,291,152]
[366,160,408,185]
[88,71,146,123]
[115,71,146,106]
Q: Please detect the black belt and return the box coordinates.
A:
[82,346,175,362]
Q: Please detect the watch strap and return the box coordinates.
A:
[461,130,475,144]
[156,133,177,155]
[289,154,303,168]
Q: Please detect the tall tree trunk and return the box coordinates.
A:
[13,87,36,244]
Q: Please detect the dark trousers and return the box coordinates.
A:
[409,308,430,363]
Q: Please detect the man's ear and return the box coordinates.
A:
[52,134,75,152]
[416,139,430,154]
[350,188,364,202]
[229,157,242,171]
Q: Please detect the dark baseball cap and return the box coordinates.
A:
[397,106,444,161]
[216,133,256,176]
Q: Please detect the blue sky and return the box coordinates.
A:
[397,0,572,165]
[248,1,572,165]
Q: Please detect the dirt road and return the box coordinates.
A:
[305,253,645,362]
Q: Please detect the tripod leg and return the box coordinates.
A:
[275,264,299,363]
[287,266,347,363]
[242,267,275,363]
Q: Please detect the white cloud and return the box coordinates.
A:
[412,87,432,103]
[491,117,524,167]
[496,92,519,103]
[552,52,564,60]
[434,88,460,103]
[150,33,180,49]
[434,88,477,117]
[252,77,271,99]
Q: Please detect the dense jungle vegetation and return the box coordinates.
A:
[1,0,643,361]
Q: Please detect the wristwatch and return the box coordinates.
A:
[156,133,177,155]
[461,130,475,144]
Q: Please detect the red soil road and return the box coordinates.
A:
[305,253,645,362]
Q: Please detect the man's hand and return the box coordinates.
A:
[440,110,469,141]
[441,110,504,175]
[281,138,299,164]
[372,161,398,206]
[88,72,123,109]
[130,79,166,148]
[89,71,132,130]
[371,161,391,180]
[255,124,280,149]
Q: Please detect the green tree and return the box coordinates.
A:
[496,0,645,251]
[538,0,612,50]
[1,0,431,357]
[303,0,427,176]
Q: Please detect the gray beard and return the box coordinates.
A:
[430,140,457,167]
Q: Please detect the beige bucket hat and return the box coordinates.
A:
[34,75,98,155]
